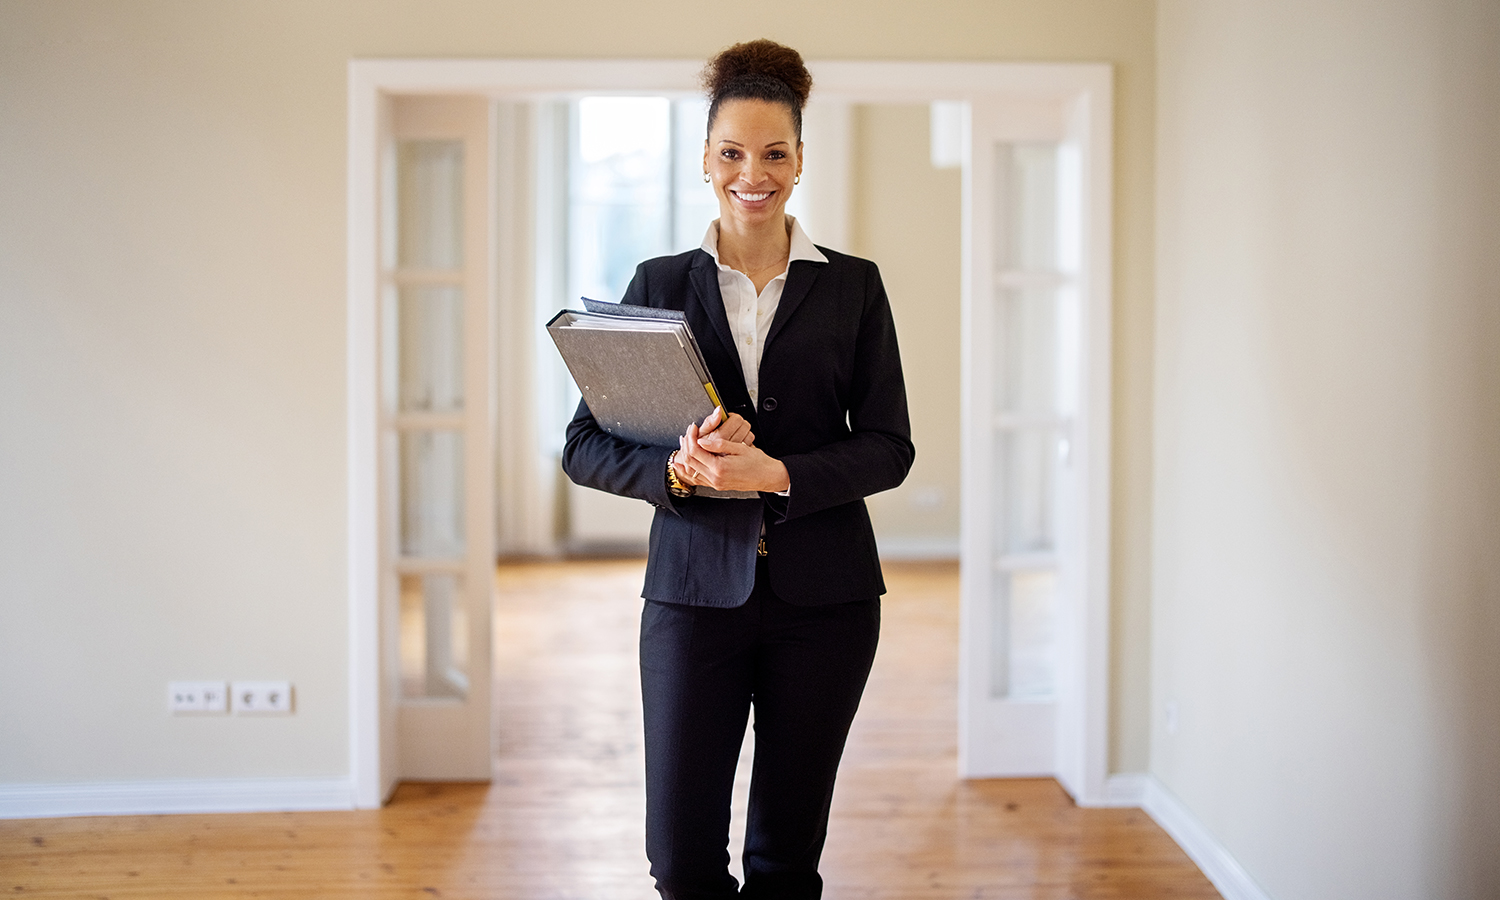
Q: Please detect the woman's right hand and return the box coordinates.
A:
[697,406,753,445]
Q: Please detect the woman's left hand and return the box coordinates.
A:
[679,421,791,493]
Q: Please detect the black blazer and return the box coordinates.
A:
[562,245,915,607]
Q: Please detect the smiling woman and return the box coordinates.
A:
[561,38,917,900]
[699,41,809,292]
[703,98,803,286]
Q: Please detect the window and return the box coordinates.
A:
[567,96,719,305]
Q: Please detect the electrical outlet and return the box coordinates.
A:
[231,681,294,714]
[169,681,228,714]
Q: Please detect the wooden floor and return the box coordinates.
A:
[2,560,1220,899]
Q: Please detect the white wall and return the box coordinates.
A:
[1153,1,1500,897]
[0,1,1158,789]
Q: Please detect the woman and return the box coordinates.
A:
[562,39,914,900]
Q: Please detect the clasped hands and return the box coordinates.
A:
[672,407,791,494]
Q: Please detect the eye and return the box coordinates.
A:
[767,151,786,160]
[719,148,741,161]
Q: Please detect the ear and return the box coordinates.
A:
[796,141,804,179]
[702,140,710,176]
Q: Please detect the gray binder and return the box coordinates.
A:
[547,299,724,449]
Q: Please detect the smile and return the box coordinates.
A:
[734,191,773,202]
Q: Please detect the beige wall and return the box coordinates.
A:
[853,105,963,550]
[1153,1,1500,897]
[0,1,1157,784]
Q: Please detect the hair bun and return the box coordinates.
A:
[701,39,812,108]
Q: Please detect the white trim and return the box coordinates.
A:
[877,537,961,561]
[347,58,1118,103]
[1142,776,1275,900]
[0,778,357,820]
[1062,72,1116,807]
[1093,772,1148,807]
[347,63,387,809]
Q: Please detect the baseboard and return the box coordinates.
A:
[0,777,358,819]
[1099,772,1147,806]
[1141,776,1274,900]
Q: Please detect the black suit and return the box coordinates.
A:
[563,246,914,604]
[562,244,914,899]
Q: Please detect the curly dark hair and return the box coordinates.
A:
[700,39,813,140]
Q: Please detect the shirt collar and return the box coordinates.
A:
[699,216,829,269]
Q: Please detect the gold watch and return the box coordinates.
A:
[666,450,695,498]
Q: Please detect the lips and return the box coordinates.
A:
[733,190,773,204]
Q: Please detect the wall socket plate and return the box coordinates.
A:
[168,681,228,714]
[231,680,294,714]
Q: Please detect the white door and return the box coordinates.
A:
[381,96,495,781]
[958,92,1112,800]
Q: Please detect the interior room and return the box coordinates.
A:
[1,2,1496,899]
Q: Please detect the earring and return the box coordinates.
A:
[794,174,800,185]
[703,172,710,183]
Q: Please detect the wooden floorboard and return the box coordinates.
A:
[1,559,1221,899]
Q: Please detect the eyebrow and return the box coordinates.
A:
[716,140,791,148]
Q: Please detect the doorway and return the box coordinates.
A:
[346,58,1114,807]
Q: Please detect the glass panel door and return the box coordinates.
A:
[393,138,470,702]
[989,142,1076,704]
[382,96,494,780]
[960,90,1104,783]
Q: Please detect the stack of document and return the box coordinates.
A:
[547,299,723,449]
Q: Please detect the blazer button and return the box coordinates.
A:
[762,397,778,411]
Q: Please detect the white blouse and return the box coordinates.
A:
[699,216,828,408]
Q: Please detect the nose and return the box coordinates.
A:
[740,156,764,185]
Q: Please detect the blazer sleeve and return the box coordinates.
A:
[764,259,915,523]
[559,264,682,514]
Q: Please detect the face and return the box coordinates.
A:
[703,98,803,233]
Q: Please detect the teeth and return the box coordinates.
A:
[737,192,770,202]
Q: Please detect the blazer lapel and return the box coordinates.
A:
[766,258,823,349]
[687,251,753,413]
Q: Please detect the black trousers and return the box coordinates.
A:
[639,562,881,900]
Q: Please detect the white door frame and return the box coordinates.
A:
[346,58,1113,808]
